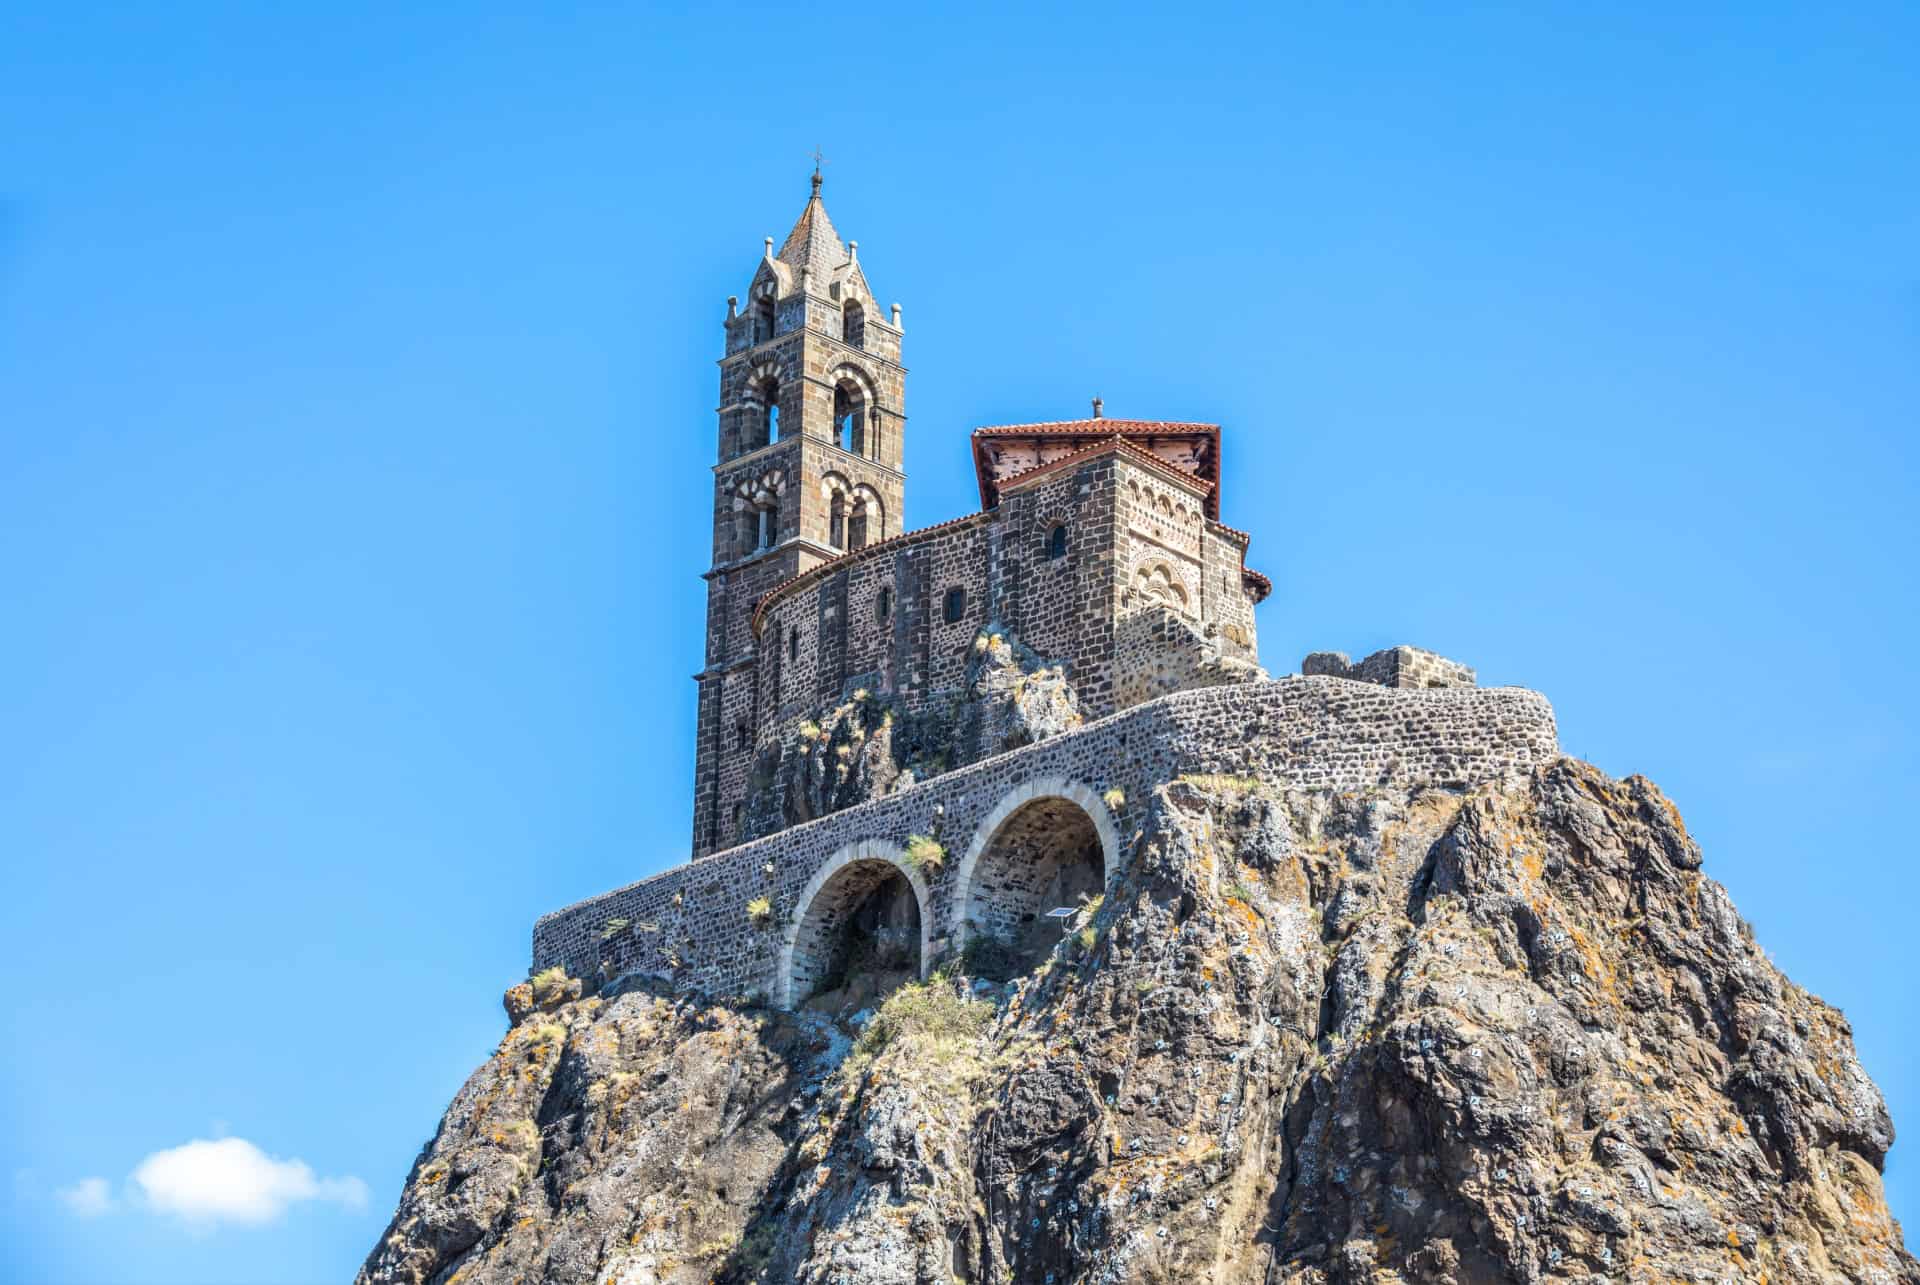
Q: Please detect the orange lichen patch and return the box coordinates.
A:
[1661,795,1688,839]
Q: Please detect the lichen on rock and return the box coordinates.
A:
[738,627,1083,845]
[362,760,1916,1284]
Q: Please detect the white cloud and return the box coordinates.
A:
[130,1137,368,1226]
[56,1176,115,1217]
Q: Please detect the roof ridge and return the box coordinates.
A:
[993,435,1216,500]
[776,179,847,274]
[973,418,1219,435]
[750,511,993,635]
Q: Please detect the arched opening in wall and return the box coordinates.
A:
[787,858,921,1011]
[746,377,779,449]
[1046,523,1068,559]
[875,585,892,624]
[832,386,855,451]
[754,294,776,344]
[842,298,865,349]
[742,386,772,453]
[832,378,867,455]
[829,491,847,549]
[848,492,879,551]
[963,796,1107,981]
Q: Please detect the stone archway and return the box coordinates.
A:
[953,778,1119,980]
[777,841,931,1010]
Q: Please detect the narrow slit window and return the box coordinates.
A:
[943,587,966,624]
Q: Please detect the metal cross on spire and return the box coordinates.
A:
[809,146,829,190]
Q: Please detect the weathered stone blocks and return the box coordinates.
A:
[534,675,1558,1008]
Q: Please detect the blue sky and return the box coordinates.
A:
[2,2,1915,1280]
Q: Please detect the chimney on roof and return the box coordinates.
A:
[1092,397,1104,419]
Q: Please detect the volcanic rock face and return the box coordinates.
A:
[740,628,1083,844]
[361,761,1914,1284]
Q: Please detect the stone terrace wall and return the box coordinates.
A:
[533,675,1559,1005]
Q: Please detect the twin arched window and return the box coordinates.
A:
[826,483,881,552]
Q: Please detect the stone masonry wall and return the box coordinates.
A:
[1304,645,1477,689]
[707,454,1267,853]
[535,675,1559,1007]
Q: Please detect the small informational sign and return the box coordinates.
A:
[1045,907,1078,919]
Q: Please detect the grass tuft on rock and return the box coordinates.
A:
[848,978,993,1073]
[529,966,570,1004]
[1178,772,1262,795]
[903,833,946,873]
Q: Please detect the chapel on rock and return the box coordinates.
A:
[691,174,1272,858]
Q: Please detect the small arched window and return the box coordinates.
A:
[1046,524,1068,559]
[788,627,800,661]
[833,387,852,451]
[876,586,891,623]
[754,295,776,344]
[943,586,966,624]
[751,377,779,449]
[842,298,865,349]
[847,496,871,551]
[829,491,847,549]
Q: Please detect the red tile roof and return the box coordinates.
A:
[992,434,1216,507]
[972,418,1222,519]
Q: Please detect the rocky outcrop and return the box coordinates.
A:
[363,759,1913,1284]
[740,628,1083,844]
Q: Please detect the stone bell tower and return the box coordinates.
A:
[690,170,908,857]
